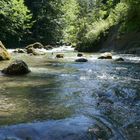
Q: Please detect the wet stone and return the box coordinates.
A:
[1,60,31,75]
[75,58,88,62]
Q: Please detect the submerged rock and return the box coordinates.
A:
[26,47,37,55]
[0,116,95,140]
[56,54,64,58]
[115,57,124,62]
[2,60,30,75]
[75,58,88,62]
[13,48,26,53]
[17,49,26,53]
[98,52,112,59]
[77,53,83,57]
[0,41,11,61]
[44,45,53,50]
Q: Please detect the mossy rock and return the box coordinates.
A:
[2,60,31,75]
[56,54,64,58]
[0,41,11,61]
[25,42,44,49]
[98,52,112,59]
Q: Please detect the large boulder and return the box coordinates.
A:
[25,42,44,49]
[44,45,53,50]
[25,42,46,55]
[75,58,88,62]
[2,60,31,75]
[98,52,112,59]
[0,41,11,61]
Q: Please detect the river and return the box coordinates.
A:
[0,46,140,140]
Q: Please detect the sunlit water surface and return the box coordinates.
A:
[0,46,140,140]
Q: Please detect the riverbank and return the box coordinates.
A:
[76,28,140,55]
[99,29,140,54]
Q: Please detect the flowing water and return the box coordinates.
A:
[0,46,140,140]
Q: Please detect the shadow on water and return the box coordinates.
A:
[0,51,140,140]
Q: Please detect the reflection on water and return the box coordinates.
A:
[0,49,140,140]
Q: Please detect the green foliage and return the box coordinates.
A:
[0,0,32,46]
[118,0,140,34]
[61,0,80,45]
[24,0,63,45]
[65,0,139,52]
[0,0,139,49]
[76,1,132,51]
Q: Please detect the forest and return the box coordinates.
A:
[0,0,140,51]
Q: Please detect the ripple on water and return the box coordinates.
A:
[0,115,127,140]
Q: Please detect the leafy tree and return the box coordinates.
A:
[0,0,139,50]
[25,0,63,45]
[61,0,80,45]
[76,0,130,51]
[0,0,32,47]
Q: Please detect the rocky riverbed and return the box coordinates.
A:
[0,46,140,140]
